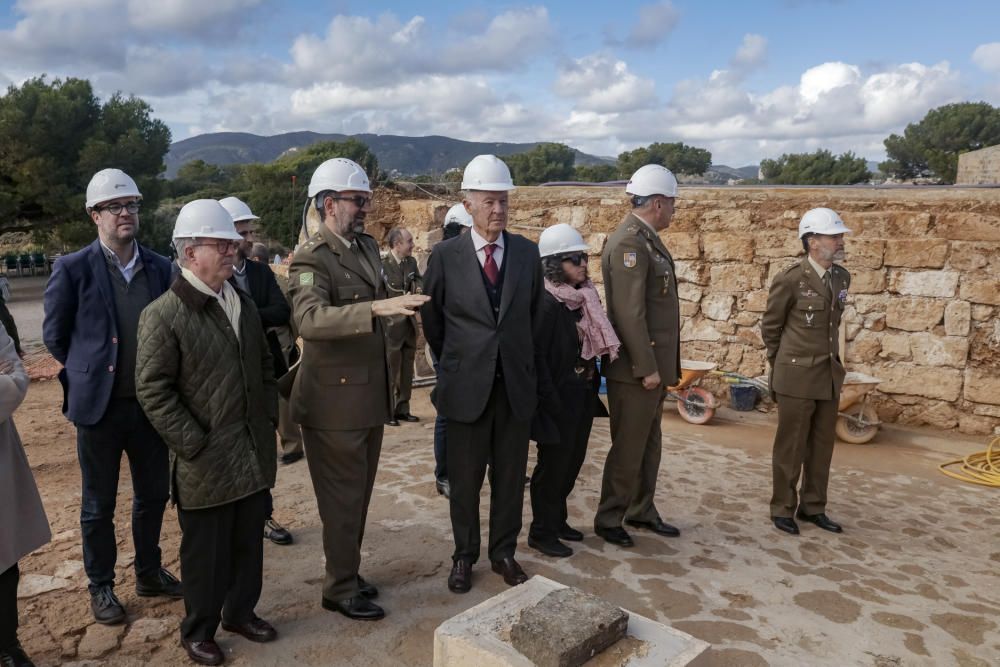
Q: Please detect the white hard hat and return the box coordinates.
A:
[85,168,142,209]
[625,164,678,198]
[798,207,851,238]
[173,199,243,241]
[461,154,516,191]
[218,196,259,222]
[539,223,589,258]
[307,158,371,197]
[443,203,473,228]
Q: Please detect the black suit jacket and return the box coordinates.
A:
[422,230,548,424]
[229,260,292,378]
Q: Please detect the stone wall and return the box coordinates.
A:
[379,186,1000,435]
[956,144,1000,185]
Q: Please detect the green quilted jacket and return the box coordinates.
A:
[136,276,278,510]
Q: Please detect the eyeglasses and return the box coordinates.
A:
[95,201,140,215]
[191,240,239,254]
[331,195,372,208]
[561,253,588,266]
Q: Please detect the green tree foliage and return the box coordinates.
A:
[168,160,233,198]
[616,142,712,177]
[759,149,871,185]
[0,77,170,247]
[505,143,576,185]
[573,164,618,182]
[881,102,1000,183]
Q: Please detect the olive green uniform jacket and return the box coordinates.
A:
[381,253,422,345]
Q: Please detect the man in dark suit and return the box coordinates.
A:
[42,168,182,625]
[220,197,295,547]
[422,154,547,593]
[381,227,422,426]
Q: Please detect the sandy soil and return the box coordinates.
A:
[12,378,999,667]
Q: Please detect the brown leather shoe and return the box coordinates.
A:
[180,638,224,666]
[448,559,472,593]
[490,557,528,586]
[221,614,277,643]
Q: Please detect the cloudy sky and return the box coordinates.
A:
[1,0,999,166]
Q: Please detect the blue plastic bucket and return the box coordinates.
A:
[729,383,758,411]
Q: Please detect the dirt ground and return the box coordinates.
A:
[12,376,1000,667]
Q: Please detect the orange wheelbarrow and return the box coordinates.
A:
[665,360,719,424]
[835,372,882,444]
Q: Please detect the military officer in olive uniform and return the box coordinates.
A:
[594,165,683,548]
[381,227,423,425]
[761,207,852,536]
[287,158,428,621]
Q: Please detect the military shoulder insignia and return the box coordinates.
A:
[299,272,314,286]
[623,252,637,268]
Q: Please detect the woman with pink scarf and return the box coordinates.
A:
[528,224,620,558]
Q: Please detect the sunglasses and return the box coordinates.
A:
[95,201,140,215]
[331,195,372,208]
[561,253,588,266]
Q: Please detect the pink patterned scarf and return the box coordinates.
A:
[544,278,621,361]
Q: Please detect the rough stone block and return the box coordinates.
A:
[875,364,963,402]
[732,310,759,326]
[965,368,1000,405]
[846,330,881,363]
[702,233,754,262]
[674,260,711,286]
[959,414,998,435]
[960,277,1000,306]
[677,283,703,303]
[752,231,803,258]
[664,232,700,259]
[851,294,888,315]
[679,301,699,317]
[888,270,959,298]
[709,264,763,292]
[899,401,958,429]
[850,269,887,294]
[681,318,723,342]
[909,333,969,368]
[586,233,608,255]
[934,213,1000,242]
[944,301,972,336]
[888,212,932,237]
[552,206,588,229]
[17,574,72,598]
[878,333,911,360]
[510,589,628,667]
[884,239,949,268]
[701,294,734,320]
[398,200,437,226]
[885,297,944,332]
[77,624,126,659]
[713,320,736,335]
[973,403,1000,418]
[972,305,995,321]
[742,289,769,312]
[841,212,890,236]
[946,241,994,272]
[845,238,885,269]
[700,208,753,231]
[122,618,174,647]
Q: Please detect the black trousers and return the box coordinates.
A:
[447,378,530,564]
[76,397,169,591]
[530,383,597,541]
[177,490,268,642]
[0,564,17,648]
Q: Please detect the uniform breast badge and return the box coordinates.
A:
[299,272,314,286]
[805,312,815,327]
[623,252,637,268]
[838,289,849,306]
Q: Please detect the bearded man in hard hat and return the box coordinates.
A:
[422,155,548,593]
[136,199,279,665]
[762,208,851,536]
[380,226,423,426]
[219,197,296,550]
[287,158,428,621]
[43,168,181,626]
[594,164,682,548]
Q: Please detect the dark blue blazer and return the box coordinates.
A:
[43,240,172,426]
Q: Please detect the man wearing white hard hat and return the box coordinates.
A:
[43,168,180,626]
[762,207,851,536]
[219,197,296,548]
[136,199,279,665]
[422,155,548,593]
[594,164,683,548]
[287,158,428,621]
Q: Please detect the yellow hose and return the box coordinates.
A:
[938,436,1000,487]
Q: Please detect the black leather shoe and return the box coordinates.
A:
[90,586,126,624]
[625,518,681,537]
[435,478,450,498]
[558,525,584,542]
[595,526,634,547]
[281,451,304,465]
[221,614,277,643]
[358,575,378,599]
[448,559,472,593]
[322,596,385,620]
[180,638,224,666]
[264,517,293,545]
[394,413,420,422]
[772,516,800,535]
[0,642,35,667]
[135,567,183,599]
[796,511,843,533]
[385,418,399,426]
[490,557,528,586]
[528,536,572,558]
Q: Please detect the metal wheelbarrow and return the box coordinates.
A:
[836,372,882,444]
[665,360,719,424]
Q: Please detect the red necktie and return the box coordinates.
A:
[483,243,499,286]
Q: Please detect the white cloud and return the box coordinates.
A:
[625,1,680,48]
[553,53,657,113]
[127,0,266,37]
[731,34,768,72]
[972,42,1000,73]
